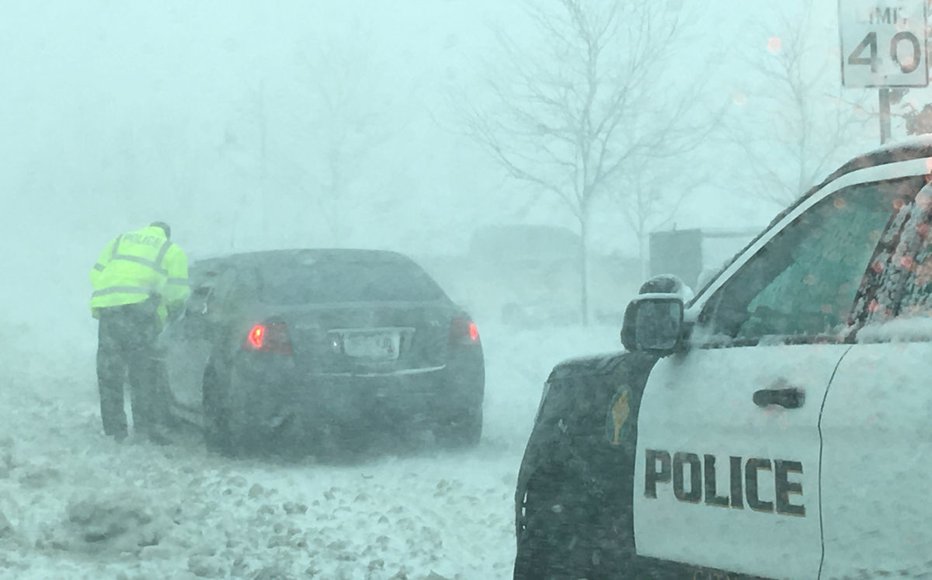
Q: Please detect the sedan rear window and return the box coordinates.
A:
[257,257,447,304]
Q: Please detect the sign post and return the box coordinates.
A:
[879,87,892,143]
[839,0,929,144]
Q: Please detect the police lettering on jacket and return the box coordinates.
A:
[644,450,805,517]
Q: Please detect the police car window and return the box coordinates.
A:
[702,177,920,341]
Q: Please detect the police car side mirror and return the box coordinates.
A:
[621,295,684,355]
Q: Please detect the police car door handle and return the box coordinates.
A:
[753,387,805,409]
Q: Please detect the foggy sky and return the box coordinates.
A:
[2,0,923,345]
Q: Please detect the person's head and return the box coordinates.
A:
[150,221,171,239]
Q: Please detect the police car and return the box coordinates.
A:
[514,139,932,579]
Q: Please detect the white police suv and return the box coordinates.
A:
[514,139,932,580]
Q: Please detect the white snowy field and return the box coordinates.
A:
[0,323,622,580]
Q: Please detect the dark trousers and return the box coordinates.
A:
[96,300,169,439]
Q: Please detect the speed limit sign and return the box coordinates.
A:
[839,0,929,88]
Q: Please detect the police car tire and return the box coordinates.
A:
[515,418,622,578]
[514,352,659,579]
[515,464,586,579]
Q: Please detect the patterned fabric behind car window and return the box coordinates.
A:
[856,180,932,325]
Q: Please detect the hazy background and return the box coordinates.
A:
[2,0,927,346]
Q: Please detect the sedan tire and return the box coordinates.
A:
[202,366,251,458]
[437,404,482,448]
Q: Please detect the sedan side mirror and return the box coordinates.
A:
[621,295,685,355]
[185,286,214,317]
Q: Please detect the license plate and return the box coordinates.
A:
[342,332,401,360]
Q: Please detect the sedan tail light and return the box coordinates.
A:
[243,321,293,355]
[450,316,480,345]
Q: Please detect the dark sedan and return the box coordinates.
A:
[160,249,485,456]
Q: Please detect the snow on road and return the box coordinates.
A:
[0,324,621,579]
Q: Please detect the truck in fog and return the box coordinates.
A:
[649,227,761,292]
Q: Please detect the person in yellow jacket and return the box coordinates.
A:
[90,221,190,441]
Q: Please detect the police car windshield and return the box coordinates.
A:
[256,256,447,304]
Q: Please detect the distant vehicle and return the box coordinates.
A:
[467,224,582,326]
[160,249,485,456]
[649,227,760,291]
[514,139,932,578]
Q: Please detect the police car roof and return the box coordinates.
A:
[829,135,932,185]
[688,138,932,302]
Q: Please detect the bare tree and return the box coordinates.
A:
[297,31,412,245]
[217,30,412,249]
[616,162,695,279]
[214,83,268,250]
[723,0,871,208]
[465,0,710,324]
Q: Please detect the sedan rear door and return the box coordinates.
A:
[163,264,237,413]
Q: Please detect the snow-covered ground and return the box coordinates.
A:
[0,323,622,579]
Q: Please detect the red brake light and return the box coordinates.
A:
[451,317,480,345]
[243,322,293,355]
[247,324,265,349]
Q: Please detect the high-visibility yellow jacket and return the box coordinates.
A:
[89,225,191,324]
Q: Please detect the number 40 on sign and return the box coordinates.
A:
[839,0,929,88]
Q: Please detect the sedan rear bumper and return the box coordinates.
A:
[228,356,483,435]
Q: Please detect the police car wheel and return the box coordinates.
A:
[515,466,593,579]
